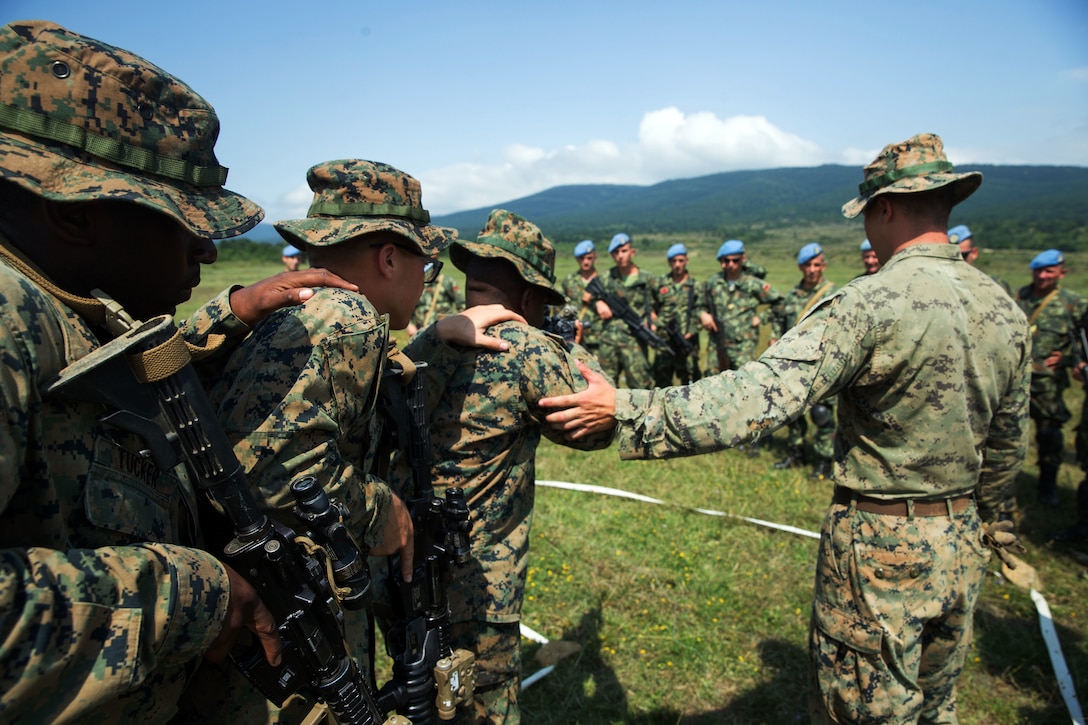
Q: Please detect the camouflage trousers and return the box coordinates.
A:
[652,347,699,387]
[450,620,521,725]
[598,335,653,389]
[808,499,989,725]
[785,402,836,461]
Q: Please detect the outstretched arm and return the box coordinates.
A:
[538,360,619,439]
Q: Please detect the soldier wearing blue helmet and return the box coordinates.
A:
[592,232,655,387]
[1015,249,1087,506]
[559,239,601,353]
[652,243,701,385]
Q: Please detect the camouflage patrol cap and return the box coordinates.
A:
[841,133,982,219]
[275,159,455,255]
[451,209,565,306]
[0,20,262,239]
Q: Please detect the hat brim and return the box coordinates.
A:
[0,131,262,239]
[451,240,566,307]
[841,171,982,219]
[274,216,455,256]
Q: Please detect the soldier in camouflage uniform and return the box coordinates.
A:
[193,159,456,720]
[594,232,657,388]
[541,133,1030,725]
[1015,249,1088,506]
[0,20,369,722]
[771,243,837,479]
[407,269,464,336]
[398,210,614,723]
[559,239,601,353]
[699,239,785,373]
[948,224,1012,296]
[652,243,702,386]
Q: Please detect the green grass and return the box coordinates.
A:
[184,238,1088,724]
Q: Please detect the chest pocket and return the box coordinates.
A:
[84,436,197,544]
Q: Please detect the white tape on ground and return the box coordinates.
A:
[1030,588,1085,724]
[520,479,1083,724]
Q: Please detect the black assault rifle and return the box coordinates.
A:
[586,276,668,350]
[377,359,476,723]
[46,315,402,725]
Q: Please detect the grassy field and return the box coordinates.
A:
[182,234,1088,724]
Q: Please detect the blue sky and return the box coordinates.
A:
[4,1,1086,220]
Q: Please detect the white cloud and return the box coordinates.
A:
[1065,67,1088,82]
[418,108,829,215]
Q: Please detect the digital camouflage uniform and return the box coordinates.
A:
[595,266,657,388]
[192,160,454,721]
[616,245,1029,723]
[0,20,267,722]
[773,278,839,469]
[411,272,463,330]
[652,273,702,386]
[611,135,1030,724]
[1014,283,1087,487]
[400,210,614,724]
[700,270,784,372]
[559,270,601,352]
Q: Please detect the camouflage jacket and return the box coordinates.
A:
[410,273,463,329]
[699,272,785,349]
[559,270,600,348]
[206,288,393,549]
[615,245,1030,520]
[400,321,613,623]
[773,278,838,336]
[595,266,658,344]
[0,257,243,722]
[654,274,702,337]
[1014,284,1087,379]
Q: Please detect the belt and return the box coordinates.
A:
[832,486,973,517]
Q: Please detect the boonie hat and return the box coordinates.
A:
[1030,249,1064,270]
[573,239,595,257]
[841,133,982,219]
[666,243,688,260]
[948,224,972,244]
[282,244,302,257]
[609,233,631,253]
[797,243,823,265]
[275,159,454,255]
[0,20,262,239]
[717,239,745,259]
[452,209,565,306]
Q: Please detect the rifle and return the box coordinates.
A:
[704,286,728,371]
[377,357,476,723]
[46,315,404,725]
[586,276,668,350]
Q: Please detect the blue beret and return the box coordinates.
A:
[797,243,823,265]
[282,244,302,257]
[1030,249,1064,270]
[859,239,872,252]
[717,239,745,259]
[609,233,631,253]
[666,243,688,260]
[573,239,595,257]
[947,224,972,244]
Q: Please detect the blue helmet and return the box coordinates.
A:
[717,239,745,259]
[608,233,631,253]
[573,239,595,257]
[797,243,823,265]
[947,224,972,244]
[666,243,688,260]
[282,244,302,257]
[859,239,872,252]
[1030,249,1064,270]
